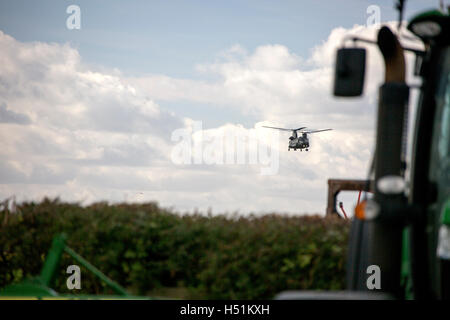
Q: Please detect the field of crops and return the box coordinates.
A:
[0,198,350,299]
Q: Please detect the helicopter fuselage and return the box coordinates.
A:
[288,133,309,151]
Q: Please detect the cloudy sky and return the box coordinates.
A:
[0,1,430,215]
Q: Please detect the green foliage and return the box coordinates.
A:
[0,198,350,299]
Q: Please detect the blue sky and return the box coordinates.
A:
[0,1,434,214]
[0,0,433,77]
[0,0,433,127]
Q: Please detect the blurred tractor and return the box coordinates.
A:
[277,2,450,300]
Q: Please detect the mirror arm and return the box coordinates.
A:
[342,35,425,56]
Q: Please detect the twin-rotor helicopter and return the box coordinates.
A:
[262,126,332,151]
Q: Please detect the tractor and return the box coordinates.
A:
[277,3,450,300]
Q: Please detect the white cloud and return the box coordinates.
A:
[0,22,422,215]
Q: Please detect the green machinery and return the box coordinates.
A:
[340,7,450,300]
[0,234,150,299]
[277,3,449,300]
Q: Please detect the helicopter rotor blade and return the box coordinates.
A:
[262,126,295,132]
[262,126,307,132]
[302,129,333,134]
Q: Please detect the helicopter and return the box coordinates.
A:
[262,126,332,151]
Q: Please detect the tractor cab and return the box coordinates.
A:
[277,5,450,300]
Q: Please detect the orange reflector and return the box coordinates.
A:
[355,200,367,220]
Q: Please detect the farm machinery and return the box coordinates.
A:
[278,2,450,300]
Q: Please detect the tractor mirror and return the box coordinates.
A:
[333,48,366,97]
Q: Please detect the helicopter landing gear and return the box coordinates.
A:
[306,148,309,151]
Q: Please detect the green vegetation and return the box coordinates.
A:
[0,198,350,299]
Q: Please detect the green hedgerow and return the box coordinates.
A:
[0,198,350,299]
